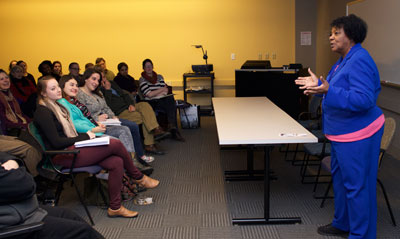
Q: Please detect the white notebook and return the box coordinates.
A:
[99,118,121,126]
[74,136,110,148]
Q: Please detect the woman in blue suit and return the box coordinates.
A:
[296,14,384,239]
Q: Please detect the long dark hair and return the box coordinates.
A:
[82,68,103,97]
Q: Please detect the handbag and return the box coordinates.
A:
[178,102,200,129]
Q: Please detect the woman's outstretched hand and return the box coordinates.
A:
[295,68,329,95]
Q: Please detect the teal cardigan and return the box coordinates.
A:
[57,98,104,137]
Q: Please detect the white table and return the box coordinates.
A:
[213,97,318,225]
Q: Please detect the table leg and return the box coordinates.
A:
[224,145,264,181]
[232,146,301,225]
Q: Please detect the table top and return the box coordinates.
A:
[212,97,318,145]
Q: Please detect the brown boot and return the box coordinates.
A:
[107,205,138,218]
[136,175,160,189]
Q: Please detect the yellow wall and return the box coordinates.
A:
[0,0,295,98]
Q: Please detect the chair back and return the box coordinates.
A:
[381,117,396,151]
[309,96,322,119]
[28,122,46,152]
[28,122,63,175]
[379,117,396,166]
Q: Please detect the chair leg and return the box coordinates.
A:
[313,161,323,193]
[96,177,109,207]
[377,178,396,226]
[54,177,65,206]
[284,144,290,160]
[70,175,95,226]
[320,181,332,208]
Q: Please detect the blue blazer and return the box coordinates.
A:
[322,43,382,135]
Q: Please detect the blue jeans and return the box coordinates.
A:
[119,118,144,157]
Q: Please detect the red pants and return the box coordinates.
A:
[53,139,143,209]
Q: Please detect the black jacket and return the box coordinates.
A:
[0,153,47,228]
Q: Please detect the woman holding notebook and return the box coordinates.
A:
[33,75,159,218]
[57,75,155,167]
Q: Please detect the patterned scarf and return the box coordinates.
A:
[65,96,98,126]
[141,71,158,84]
[40,99,78,138]
[0,90,27,124]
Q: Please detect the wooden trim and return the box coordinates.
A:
[381,81,400,90]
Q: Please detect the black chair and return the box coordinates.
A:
[285,95,322,163]
[300,138,331,185]
[28,123,107,225]
[319,117,397,226]
[0,222,44,239]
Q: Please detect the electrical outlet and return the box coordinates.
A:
[272,53,276,60]
[265,53,269,60]
[258,53,262,60]
[231,53,236,60]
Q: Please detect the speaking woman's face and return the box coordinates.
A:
[63,79,79,97]
[329,27,353,56]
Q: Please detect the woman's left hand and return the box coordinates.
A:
[303,76,329,95]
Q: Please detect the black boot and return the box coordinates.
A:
[317,224,349,238]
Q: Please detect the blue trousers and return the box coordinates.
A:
[119,118,145,157]
[330,126,384,239]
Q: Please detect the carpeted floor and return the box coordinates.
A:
[58,116,400,239]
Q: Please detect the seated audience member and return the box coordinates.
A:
[58,75,154,171]
[34,75,159,218]
[78,68,167,155]
[38,60,60,81]
[114,62,139,99]
[0,152,104,239]
[8,60,17,74]
[1,69,31,135]
[68,62,83,86]
[139,59,184,141]
[9,66,37,119]
[53,60,63,77]
[85,62,94,70]
[94,66,170,153]
[0,120,41,177]
[17,60,36,87]
[95,57,115,81]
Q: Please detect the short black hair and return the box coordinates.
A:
[118,62,128,71]
[38,60,53,74]
[69,62,79,69]
[142,59,153,69]
[331,14,367,44]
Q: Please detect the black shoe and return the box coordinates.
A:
[317,223,349,238]
[136,157,150,167]
[145,145,165,155]
[139,166,153,176]
[171,129,185,142]
[133,158,154,176]
[153,127,171,141]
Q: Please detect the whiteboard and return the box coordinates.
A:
[348,0,400,85]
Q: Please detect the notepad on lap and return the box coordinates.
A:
[75,136,110,148]
[99,119,121,126]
